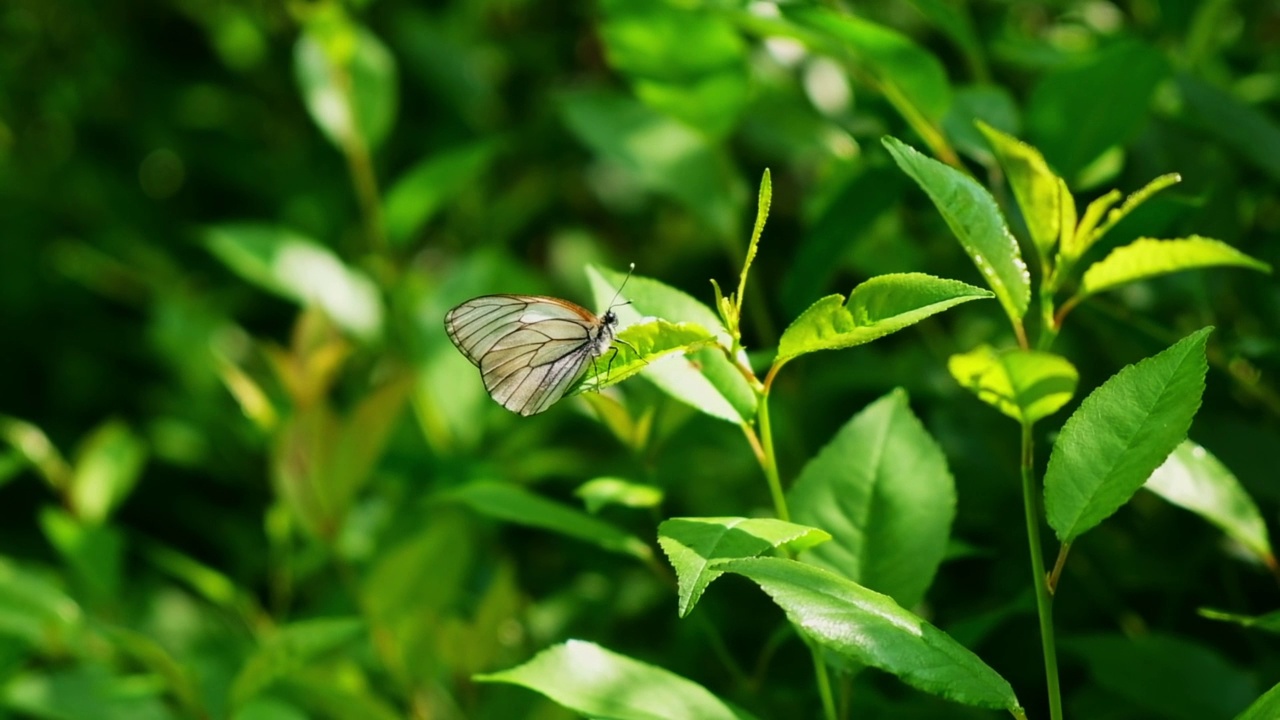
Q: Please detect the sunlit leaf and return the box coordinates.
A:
[0,416,71,491]
[384,140,500,245]
[976,121,1063,259]
[205,224,383,341]
[587,265,757,423]
[1198,608,1280,635]
[295,21,397,151]
[658,517,830,617]
[69,420,147,525]
[1236,682,1280,720]
[1145,440,1273,565]
[718,558,1022,713]
[446,481,652,560]
[576,477,664,514]
[776,273,992,366]
[788,390,955,608]
[948,346,1078,426]
[883,137,1030,326]
[571,320,717,395]
[476,640,756,720]
[1045,328,1211,542]
[1079,237,1271,296]
[1079,173,1182,253]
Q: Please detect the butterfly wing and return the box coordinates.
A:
[445,295,605,415]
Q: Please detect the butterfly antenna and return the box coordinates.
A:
[607,262,636,310]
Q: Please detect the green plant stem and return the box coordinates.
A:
[757,384,790,524]
[810,643,838,720]
[1020,423,1063,720]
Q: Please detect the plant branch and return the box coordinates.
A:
[1020,423,1063,720]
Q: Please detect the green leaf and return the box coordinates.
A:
[100,624,204,718]
[1065,634,1256,720]
[976,121,1063,259]
[948,346,1078,426]
[1045,328,1212,542]
[718,557,1022,713]
[1198,608,1280,634]
[326,371,413,518]
[599,0,748,138]
[571,320,717,395]
[785,7,951,124]
[575,477,664,514]
[68,420,147,525]
[732,168,771,324]
[787,390,955,608]
[1145,440,1273,565]
[205,224,383,341]
[1237,682,1280,720]
[1080,236,1271,296]
[475,640,756,720]
[1063,188,1122,263]
[231,617,367,709]
[383,140,500,245]
[4,664,173,720]
[39,508,124,605]
[587,265,757,423]
[0,557,84,649]
[1026,40,1169,182]
[776,273,992,366]
[0,416,71,491]
[1178,73,1280,183]
[1081,173,1182,251]
[560,90,745,238]
[883,137,1030,326]
[294,22,397,151]
[446,481,652,560]
[657,517,831,617]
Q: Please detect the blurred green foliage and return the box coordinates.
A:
[2,0,1280,718]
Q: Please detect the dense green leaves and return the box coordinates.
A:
[658,517,830,617]
[776,273,992,366]
[1045,328,1211,542]
[1079,237,1271,296]
[788,390,955,608]
[883,137,1031,327]
[476,640,755,720]
[949,346,1078,425]
[231,618,367,709]
[718,558,1022,713]
[446,481,652,560]
[1145,440,1273,565]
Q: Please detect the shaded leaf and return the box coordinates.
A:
[475,640,756,720]
[447,481,651,560]
[948,346,1078,425]
[39,508,124,605]
[658,517,830,617]
[1145,440,1273,565]
[1080,236,1271,296]
[205,224,383,341]
[1199,608,1280,635]
[788,389,955,608]
[1178,73,1280,183]
[976,121,1062,258]
[1045,328,1211,542]
[719,557,1022,713]
[883,137,1030,326]
[384,141,500,245]
[231,618,366,709]
[0,557,84,649]
[294,22,397,151]
[776,273,992,366]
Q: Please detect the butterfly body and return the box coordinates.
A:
[444,294,620,416]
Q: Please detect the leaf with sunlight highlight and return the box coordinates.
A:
[570,321,716,395]
[977,121,1065,259]
[949,346,1078,426]
[476,640,756,720]
[658,517,830,617]
[1079,237,1271,296]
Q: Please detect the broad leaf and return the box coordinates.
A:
[1237,682,1280,720]
[788,389,955,608]
[205,224,383,341]
[776,273,992,366]
[384,141,499,245]
[883,137,1030,327]
[719,558,1022,713]
[294,22,397,151]
[576,477,663,514]
[658,517,830,617]
[588,265,757,423]
[571,320,717,395]
[231,618,366,708]
[976,121,1063,258]
[1080,236,1271,296]
[948,346,1078,426]
[1178,73,1280,183]
[1045,328,1211,542]
[1145,440,1273,565]
[39,508,124,605]
[475,640,756,720]
[785,7,951,124]
[446,481,652,560]
[1066,634,1255,720]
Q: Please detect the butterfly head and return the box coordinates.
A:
[603,309,618,327]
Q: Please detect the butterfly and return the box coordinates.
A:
[444,267,637,416]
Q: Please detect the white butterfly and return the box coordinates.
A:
[444,269,635,416]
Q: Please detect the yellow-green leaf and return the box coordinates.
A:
[1081,236,1271,296]
[976,121,1063,259]
[948,346,1079,426]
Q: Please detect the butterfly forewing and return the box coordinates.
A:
[444,294,615,416]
